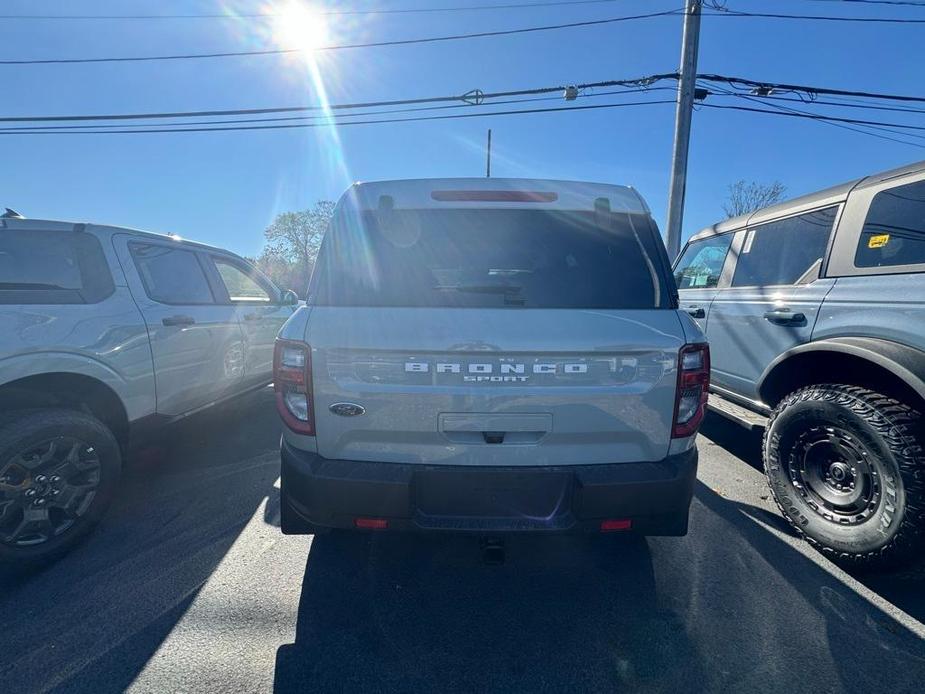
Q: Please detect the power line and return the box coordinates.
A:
[700,103,925,148]
[731,94,925,117]
[703,85,925,149]
[3,71,923,125]
[705,8,925,23]
[0,9,682,64]
[0,76,676,123]
[0,99,677,135]
[801,0,925,6]
[697,74,925,104]
[0,88,675,131]
[0,0,640,20]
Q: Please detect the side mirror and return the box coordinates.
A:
[281,289,300,306]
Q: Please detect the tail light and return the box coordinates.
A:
[274,340,314,435]
[672,343,710,438]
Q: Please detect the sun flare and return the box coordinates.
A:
[272,2,329,55]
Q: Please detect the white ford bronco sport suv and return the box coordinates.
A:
[0,215,297,564]
[276,178,708,536]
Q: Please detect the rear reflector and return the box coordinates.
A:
[600,519,632,532]
[355,517,389,529]
[431,190,558,203]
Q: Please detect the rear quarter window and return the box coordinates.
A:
[311,208,671,309]
[855,179,925,271]
[0,229,114,304]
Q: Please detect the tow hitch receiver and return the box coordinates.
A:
[480,536,505,565]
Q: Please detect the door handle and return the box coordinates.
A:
[763,309,806,325]
[685,306,706,319]
[243,313,261,321]
[162,315,196,327]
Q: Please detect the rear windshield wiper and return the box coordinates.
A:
[435,283,524,295]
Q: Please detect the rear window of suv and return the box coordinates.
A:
[0,229,114,304]
[311,208,670,309]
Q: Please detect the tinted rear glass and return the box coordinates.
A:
[855,179,925,270]
[0,229,113,304]
[312,209,668,309]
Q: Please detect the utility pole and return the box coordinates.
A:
[486,129,492,178]
[664,0,702,260]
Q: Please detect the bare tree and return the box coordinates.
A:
[259,201,335,292]
[722,180,786,219]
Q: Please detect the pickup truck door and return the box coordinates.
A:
[706,207,840,400]
[203,254,295,384]
[112,235,246,416]
[673,232,735,331]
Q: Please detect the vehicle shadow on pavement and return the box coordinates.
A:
[699,413,764,470]
[672,482,925,692]
[699,410,925,629]
[0,387,282,694]
[277,483,925,694]
[274,532,705,693]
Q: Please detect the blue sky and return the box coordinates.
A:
[2,0,923,258]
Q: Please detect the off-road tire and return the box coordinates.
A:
[0,409,122,566]
[764,385,925,571]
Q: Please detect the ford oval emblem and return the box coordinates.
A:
[329,402,366,417]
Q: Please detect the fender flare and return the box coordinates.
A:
[0,351,146,421]
[758,337,925,404]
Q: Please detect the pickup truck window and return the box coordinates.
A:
[732,206,837,287]
[674,234,732,289]
[855,179,925,270]
[130,243,215,305]
[313,209,669,309]
[0,229,114,304]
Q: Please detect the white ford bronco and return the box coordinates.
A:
[275,178,708,536]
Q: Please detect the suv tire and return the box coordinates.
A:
[0,409,122,566]
[764,385,925,570]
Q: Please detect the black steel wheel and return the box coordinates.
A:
[764,385,925,571]
[0,410,121,565]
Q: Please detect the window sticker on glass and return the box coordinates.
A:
[868,233,890,249]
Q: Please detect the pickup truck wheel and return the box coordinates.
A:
[764,385,925,571]
[0,409,121,566]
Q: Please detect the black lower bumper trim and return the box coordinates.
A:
[281,442,697,536]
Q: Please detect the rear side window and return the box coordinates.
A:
[130,244,215,304]
[312,209,670,309]
[855,179,925,270]
[674,234,732,289]
[0,229,114,304]
[732,206,838,287]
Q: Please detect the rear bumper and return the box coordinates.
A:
[281,442,698,536]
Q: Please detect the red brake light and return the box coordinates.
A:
[355,517,389,529]
[600,519,632,532]
[672,343,710,438]
[274,340,315,435]
[430,190,558,203]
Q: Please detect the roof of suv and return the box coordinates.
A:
[688,158,925,243]
[342,177,652,215]
[0,216,229,254]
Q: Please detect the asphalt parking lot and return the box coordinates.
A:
[2,387,924,694]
